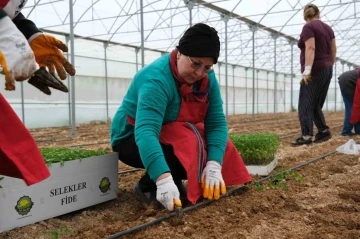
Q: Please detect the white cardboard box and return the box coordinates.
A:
[0,153,119,233]
[245,157,278,176]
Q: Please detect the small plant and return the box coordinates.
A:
[229,133,280,165]
[291,105,297,112]
[250,169,305,192]
[45,226,74,239]
[41,147,106,166]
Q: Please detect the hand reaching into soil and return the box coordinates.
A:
[156,174,182,211]
[201,160,226,200]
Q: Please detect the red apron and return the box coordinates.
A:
[128,97,252,204]
[350,77,360,124]
[0,94,50,185]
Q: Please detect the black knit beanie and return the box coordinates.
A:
[176,23,220,64]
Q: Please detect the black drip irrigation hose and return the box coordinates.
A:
[104,149,338,239]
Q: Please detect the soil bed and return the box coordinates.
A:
[2,111,359,239]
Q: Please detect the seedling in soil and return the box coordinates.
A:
[249,170,305,192]
[44,226,74,239]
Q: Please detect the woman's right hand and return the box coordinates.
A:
[156,173,182,211]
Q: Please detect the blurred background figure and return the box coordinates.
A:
[338,68,360,136]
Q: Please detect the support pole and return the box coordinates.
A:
[248,24,257,119]
[186,0,194,26]
[245,67,248,114]
[140,0,145,68]
[222,14,229,120]
[65,35,71,126]
[288,40,295,111]
[21,82,24,123]
[69,0,76,138]
[271,33,278,113]
[104,43,109,121]
[232,65,235,115]
[266,71,269,113]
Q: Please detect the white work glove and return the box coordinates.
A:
[156,174,182,211]
[300,65,312,85]
[201,160,226,200]
[0,16,38,91]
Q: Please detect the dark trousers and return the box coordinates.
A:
[339,87,360,135]
[112,135,187,189]
[298,67,333,136]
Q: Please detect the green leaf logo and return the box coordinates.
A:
[15,196,34,216]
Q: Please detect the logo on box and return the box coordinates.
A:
[99,177,111,194]
[15,196,34,216]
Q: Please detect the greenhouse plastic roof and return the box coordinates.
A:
[22,0,360,75]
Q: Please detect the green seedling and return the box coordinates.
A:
[41,147,106,166]
[229,133,280,165]
[249,169,305,192]
[45,226,74,239]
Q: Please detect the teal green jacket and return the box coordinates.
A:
[110,53,228,182]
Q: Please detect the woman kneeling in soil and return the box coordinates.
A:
[110,23,252,211]
[337,68,360,136]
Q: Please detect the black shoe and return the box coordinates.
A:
[314,130,332,143]
[341,132,355,136]
[291,137,313,146]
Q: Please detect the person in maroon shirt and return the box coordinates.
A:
[292,3,337,146]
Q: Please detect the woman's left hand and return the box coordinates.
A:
[201,160,226,200]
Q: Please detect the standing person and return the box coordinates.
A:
[111,23,252,211]
[292,3,337,146]
[338,68,360,136]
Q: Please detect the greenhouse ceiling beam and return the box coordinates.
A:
[240,1,354,19]
[24,0,63,11]
[39,28,293,76]
[106,0,136,35]
[197,0,295,42]
[164,1,217,52]
[26,0,41,18]
[144,0,174,41]
[40,28,164,54]
[197,0,357,72]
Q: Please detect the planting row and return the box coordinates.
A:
[0,132,280,233]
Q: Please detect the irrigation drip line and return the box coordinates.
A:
[104,149,339,239]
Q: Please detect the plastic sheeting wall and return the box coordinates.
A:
[0,35,345,129]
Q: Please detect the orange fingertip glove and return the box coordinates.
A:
[30,34,76,80]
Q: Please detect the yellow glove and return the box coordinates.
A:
[29,33,76,80]
[201,161,226,200]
